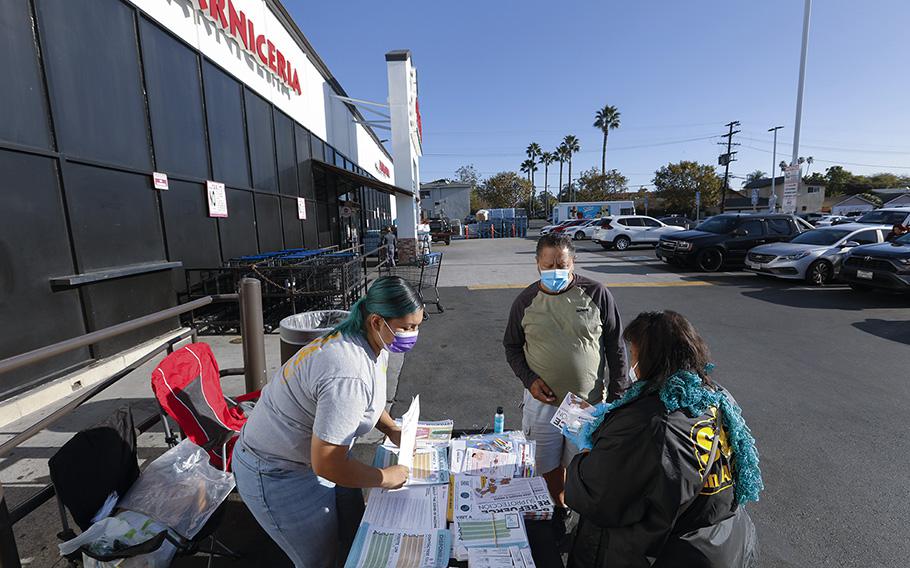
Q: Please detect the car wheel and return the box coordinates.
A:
[600,243,613,250]
[806,260,832,286]
[614,236,631,251]
[849,283,872,292]
[696,248,724,272]
[573,231,584,240]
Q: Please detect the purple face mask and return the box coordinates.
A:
[382,320,419,353]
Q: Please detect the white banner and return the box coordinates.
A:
[782,165,801,214]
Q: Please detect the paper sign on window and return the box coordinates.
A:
[297,197,307,220]
[152,172,169,190]
[206,181,228,218]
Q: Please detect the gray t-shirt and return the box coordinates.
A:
[239,332,388,470]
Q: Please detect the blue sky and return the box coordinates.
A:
[287,0,910,192]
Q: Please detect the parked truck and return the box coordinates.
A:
[551,200,636,224]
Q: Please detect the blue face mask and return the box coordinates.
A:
[540,269,572,293]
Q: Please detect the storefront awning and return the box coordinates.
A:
[311,160,413,198]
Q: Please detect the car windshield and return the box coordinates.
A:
[790,229,851,245]
[857,210,909,225]
[895,233,910,245]
[695,216,739,234]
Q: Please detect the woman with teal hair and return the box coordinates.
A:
[233,276,424,567]
[563,310,762,567]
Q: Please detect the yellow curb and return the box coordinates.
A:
[467,281,714,290]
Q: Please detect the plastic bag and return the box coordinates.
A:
[58,510,177,568]
[117,439,235,539]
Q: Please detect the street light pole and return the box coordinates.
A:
[791,0,812,165]
[769,125,784,211]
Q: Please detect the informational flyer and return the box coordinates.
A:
[467,546,536,568]
[450,441,518,478]
[373,445,449,486]
[206,180,227,218]
[549,392,596,434]
[451,513,530,561]
[388,420,454,447]
[363,485,448,530]
[452,476,554,521]
[344,522,451,568]
[397,396,420,469]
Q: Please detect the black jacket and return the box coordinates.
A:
[565,392,757,568]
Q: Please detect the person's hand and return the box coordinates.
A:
[381,465,409,489]
[529,378,557,405]
[385,427,402,448]
[561,424,594,451]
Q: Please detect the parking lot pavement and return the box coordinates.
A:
[394,237,909,568]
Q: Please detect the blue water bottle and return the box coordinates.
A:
[493,406,505,434]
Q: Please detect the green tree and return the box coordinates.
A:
[745,170,767,185]
[562,135,580,200]
[455,164,479,187]
[593,105,621,176]
[653,161,723,214]
[539,151,556,216]
[823,166,852,196]
[526,142,542,209]
[470,190,488,214]
[574,167,629,201]
[479,172,532,209]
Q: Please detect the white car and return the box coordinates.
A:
[567,219,602,240]
[592,215,684,250]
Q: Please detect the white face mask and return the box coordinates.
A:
[629,361,640,382]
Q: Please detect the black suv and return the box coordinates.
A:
[657,214,811,271]
[839,233,910,292]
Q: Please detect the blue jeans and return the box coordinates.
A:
[234,443,352,567]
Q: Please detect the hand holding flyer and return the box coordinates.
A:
[397,396,420,469]
[550,392,597,434]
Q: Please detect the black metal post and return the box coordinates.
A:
[0,483,21,568]
[240,278,267,392]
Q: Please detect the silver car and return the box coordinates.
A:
[745,223,892,285]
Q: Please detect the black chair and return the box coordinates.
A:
[48,406,238,566]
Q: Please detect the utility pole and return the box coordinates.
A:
[718,120,741,212]
[769,126,784,211]
[792,0,812,165]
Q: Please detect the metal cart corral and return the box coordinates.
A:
[378,252,444,314]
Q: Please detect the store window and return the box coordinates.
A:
[0,1,52,149]
[274,111,297,196]
[37,0,151,170]
[245,89,278,193]
[255,194,284,252]
[218,189,258,260]
[203,62,251,187]
[302,200,318,248]
[65,164,166,271]
[281,197,304,249]
[140,19,208,179]
[159,180,221,272]
[311,135,326,162]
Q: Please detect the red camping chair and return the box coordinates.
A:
[151,342,260,471]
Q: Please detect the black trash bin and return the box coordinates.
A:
[278,310,350,364]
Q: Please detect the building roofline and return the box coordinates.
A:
[265,0,393,163]
[833,194,878,206]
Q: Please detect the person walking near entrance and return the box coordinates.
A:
[503,233,628,515]
[383,226,397,266]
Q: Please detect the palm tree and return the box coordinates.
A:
[540,151,556,217]
[556,144,570,200]
[526,143,542,211]
[593,105,621,177]
[520,159,538,213]
[562,135,580,200]
[745,170,767,185]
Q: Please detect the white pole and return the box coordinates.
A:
[792,0,812,165]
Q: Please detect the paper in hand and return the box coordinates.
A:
[396,395,420,469]
[550,392,596,433]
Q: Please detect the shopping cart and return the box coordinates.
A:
[378,252,444,314]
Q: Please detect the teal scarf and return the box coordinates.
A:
[589,365,763,505]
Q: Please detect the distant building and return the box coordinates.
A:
[831,194,878,215]
[419,180,472,221]
[741,176,826,213]
[883,193,910,208]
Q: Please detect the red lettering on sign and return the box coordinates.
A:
[227,1,247,49]
[291,69,301,95]
[255,34,267,66]
[198,0,209,9]
[276,50,287,82]
[210,0,228,28]
[267,40,277,73]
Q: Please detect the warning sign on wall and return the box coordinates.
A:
[297,198,307,220]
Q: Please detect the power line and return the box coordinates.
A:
[423,134,720,157]
[739,144,910,170]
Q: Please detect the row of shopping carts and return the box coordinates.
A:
[186,246,367,334]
